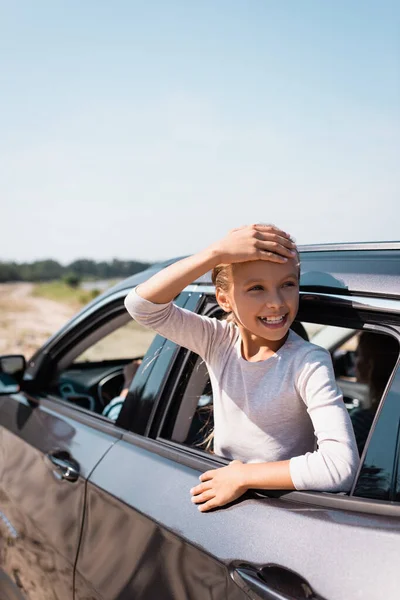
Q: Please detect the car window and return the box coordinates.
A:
[49,313,156,421]
[160,319,400,482]
[354,357,400,501]
[160,317,315,454]
[333,330,399,456]
[304,323,357,354]
[75,319,155,362]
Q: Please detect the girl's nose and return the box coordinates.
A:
[265,290,284,308]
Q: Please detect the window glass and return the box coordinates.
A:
[53,316,156,421]
[75,320,155,362]
[303,323,357,352]
[354,363,400,501]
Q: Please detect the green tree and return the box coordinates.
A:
[62,272,81,288]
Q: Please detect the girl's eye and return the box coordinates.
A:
[282,281,297,288]
[248,285,263,292]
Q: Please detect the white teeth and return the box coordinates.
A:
[260,316,285,323]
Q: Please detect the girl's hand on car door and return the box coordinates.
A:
[190,460,246,512]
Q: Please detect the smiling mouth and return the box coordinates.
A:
[258,314,288,328]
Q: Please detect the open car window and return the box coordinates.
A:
[75,319,155,363]
[46,311,156,421]
[160,318,400,498]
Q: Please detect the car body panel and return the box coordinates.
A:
[75,445,246,600]
[0,392,120,600]
[76,433,400,600]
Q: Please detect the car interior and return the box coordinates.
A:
[49,312,156,415]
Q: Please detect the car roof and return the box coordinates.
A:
[28,242,399,365]
[87,242,400,311]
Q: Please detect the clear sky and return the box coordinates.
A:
[1,1,399,263]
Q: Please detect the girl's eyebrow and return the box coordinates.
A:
[243,272,298,285]
[242,278,264,285]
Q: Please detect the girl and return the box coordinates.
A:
[124,224,359,512]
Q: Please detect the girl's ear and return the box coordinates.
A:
[215,288,232,313]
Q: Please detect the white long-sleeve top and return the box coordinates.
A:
[125,288,359,492]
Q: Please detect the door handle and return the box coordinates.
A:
[45,450,80,482]
[232,565,325,600]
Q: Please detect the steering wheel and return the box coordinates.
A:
[97,369,125,408]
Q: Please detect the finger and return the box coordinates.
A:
[190,482,212,495]
[256,231,296,250]
[191,490,216,504]
[254,231,296,250]
[254,224,292,240]
[199,470,214,482]
[256,240,297,260]
[256,251,289,263]
[198,499,220,512]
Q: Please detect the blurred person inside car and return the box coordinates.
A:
[102,359,142,420]
[124,224,359,511]
[351,331,399,455]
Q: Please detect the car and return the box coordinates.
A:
[0,242,400,600]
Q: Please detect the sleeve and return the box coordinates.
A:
[289,348,360,493]
[102,396,124,420]
[124,287,231,363]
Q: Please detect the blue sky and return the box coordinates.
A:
[1,1,399,263]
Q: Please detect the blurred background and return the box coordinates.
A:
[1,0,399,358]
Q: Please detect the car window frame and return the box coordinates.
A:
[42,302,155,416]
[148,286,400,517]
[22,289,172,427]
[26,289,205,435]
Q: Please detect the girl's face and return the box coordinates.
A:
[216,259,299,348]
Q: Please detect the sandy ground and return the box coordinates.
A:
[0,283,155,362]
[0,283,77,358]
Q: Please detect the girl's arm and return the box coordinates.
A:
[191,349,359,512]
[288,348,359,491]
[135,224,296,304]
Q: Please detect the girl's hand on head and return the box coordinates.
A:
[210,224,297,265]
[190,460,247,512]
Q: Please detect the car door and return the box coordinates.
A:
[0,389,121,600]
[0,292,139,600]
[75,288,400,600]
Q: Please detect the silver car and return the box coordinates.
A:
[0,242,399,600]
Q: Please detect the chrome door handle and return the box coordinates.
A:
[232,565,325,600]
[45,450,80,482]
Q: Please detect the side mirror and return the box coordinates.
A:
[0,355,26,395]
